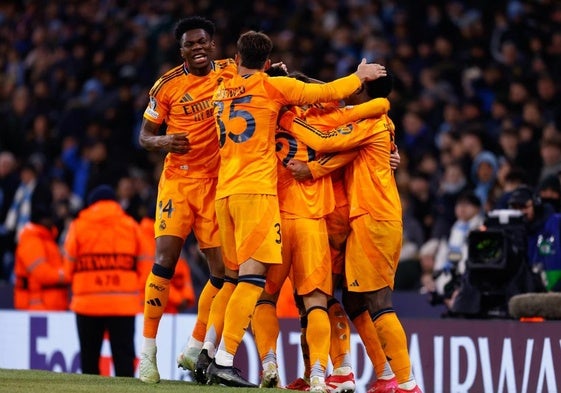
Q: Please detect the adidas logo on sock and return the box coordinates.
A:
[147,298,162,306]
[349,280,359,287]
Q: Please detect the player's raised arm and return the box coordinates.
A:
[270,61,387,107]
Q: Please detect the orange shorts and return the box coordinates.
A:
[215,194,282,271]
[325,203,350,276]
[154,166,220,249]
[268,217,331,297]
[345,215,402,292]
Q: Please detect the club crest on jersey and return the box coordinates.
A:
[159,220,166,230]
[145,96,159,119]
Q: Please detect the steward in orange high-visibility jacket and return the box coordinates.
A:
[14,183,70,310]
[63,185,153,377]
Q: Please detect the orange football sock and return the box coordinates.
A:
[205,280,236,346]
[252,300,279,362]
[352,311,387,376]
[306,307,330,376]
[191,278,222,342]
[143,272,170,338]
[373,311,411,384]
[328,300,351,370]
[222,280,264,355]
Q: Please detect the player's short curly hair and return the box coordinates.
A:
[174,16,215,41]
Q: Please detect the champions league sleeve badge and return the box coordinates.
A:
[145,96,159,119]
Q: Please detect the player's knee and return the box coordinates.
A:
[154,253,179,270]
[202,247,225,275]
[155,236,183,269]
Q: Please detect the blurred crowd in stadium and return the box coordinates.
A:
[1,0,561,297]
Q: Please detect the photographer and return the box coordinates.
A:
[448,185,557,318]
[507,185,561,291]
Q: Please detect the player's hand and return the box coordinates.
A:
[165,133,191,154]
[287,159,313,181]
[271,61,288,73]
[355,59,386,82]
[390,147,401,170]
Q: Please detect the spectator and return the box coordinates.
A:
[13,183,70,310]
[435,102,462,149]
[516,123,542,186]
[438,130,464,168]
[3,162,38,241]
[471,150,499,211]
[431,160,469,239]
[0,86,32,159]
[63,185,152,377]
[0,152,18,222]
[430,190,484,310]
[536,74,560,123]
[497,127,520,166]
[0,151,19,281]
[396,193,425,291]
[407,171,435,241]
[400,193,425,264]
[24,113,58,168]
[538,135,561,184]
[460,97,485,131]
[521,99,546,134]
[2,162,39,281]
[61,137,128,201]
[399,109,436,171]
[486,98,511,139]
[418,238,441,295]
[459,127,485,177]
[116,176,144,222]
[50,176,83,242]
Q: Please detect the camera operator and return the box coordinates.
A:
[446,186,551,318]
[507,185,561,291]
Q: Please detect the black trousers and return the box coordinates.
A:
[76,314,136,377]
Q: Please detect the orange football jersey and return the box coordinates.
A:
[143,59,237,177]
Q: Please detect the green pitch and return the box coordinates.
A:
[0,369,288,393]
